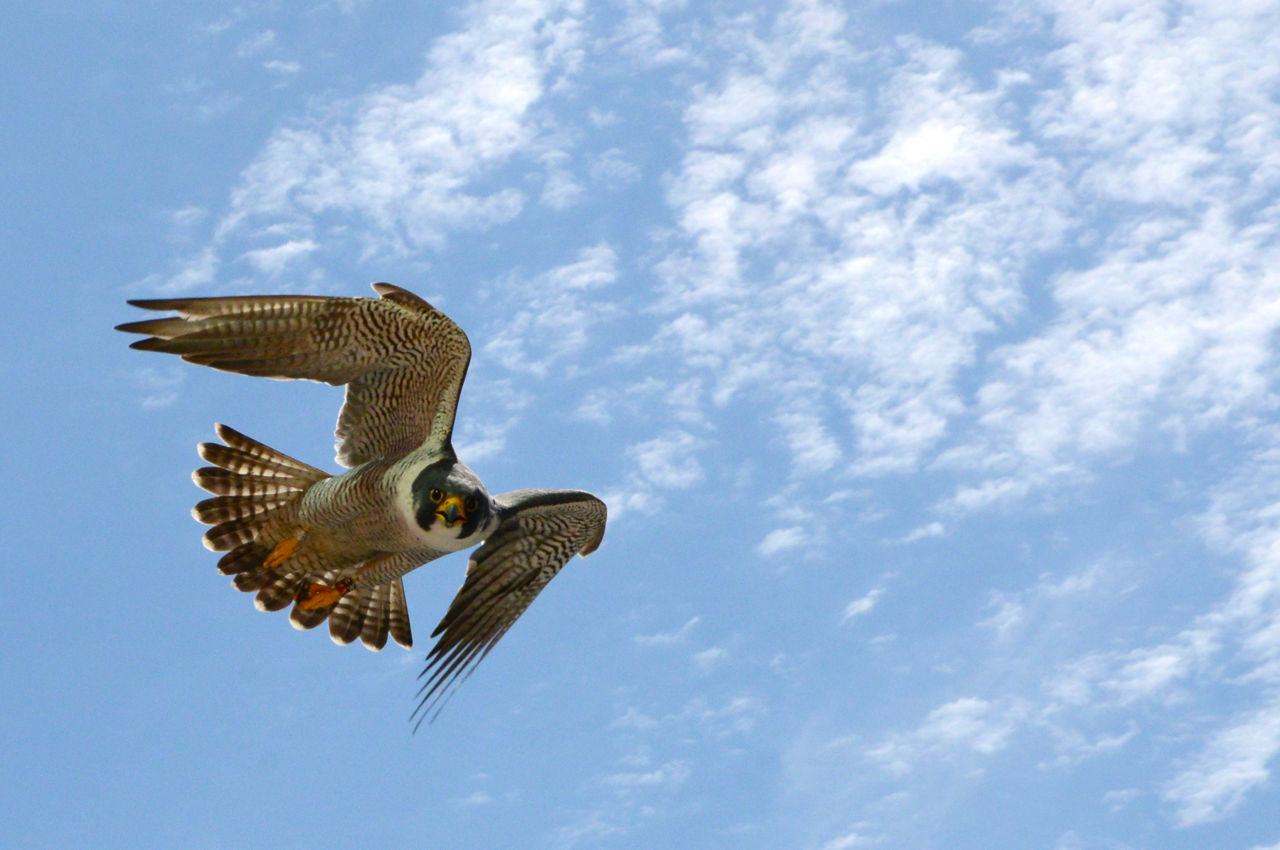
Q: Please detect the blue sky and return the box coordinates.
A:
[5,0,1280,847]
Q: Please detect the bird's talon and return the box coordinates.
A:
[297,580,348,611]
[264,528,309,568]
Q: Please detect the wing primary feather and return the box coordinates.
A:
[118,287,472,465]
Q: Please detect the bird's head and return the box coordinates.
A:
[412,460,492,540]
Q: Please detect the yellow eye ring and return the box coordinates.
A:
[465,496,478,512]
[430,488,444,503]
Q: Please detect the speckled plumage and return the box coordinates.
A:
[118,282,607,715]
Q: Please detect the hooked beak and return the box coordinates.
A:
[436,494,467,528]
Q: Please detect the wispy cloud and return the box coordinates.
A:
[235,29,276,57]
[456,790,493,806]
[756,526,805,558]
[631,6,1067,490]
[263,59,302,76]
[1165,695,1280,826]
[566,693,764,847]
[126,366,187,410]
[602,758,691,790]
[483,243,620,377]
[627,430,704,491]
[865,696,1027,776]
[240,238,318,275]
[634,615,700,647]
[691,646,728,673]
[818,827,881,850]
[841,587,883,625]
[147,0,590,294]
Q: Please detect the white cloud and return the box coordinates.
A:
[893,521,945,544]
[553,812,623,849]
[978,595,1026,640]
[576,690,764,845]
[620,693,767,740]
[607,0,691,68]
[451,419,517,465]
[933,0,1280,508]
[1103,788,1140,813]
[146,0,592,295]
[539,170,584,209]
[611,706,658,732]
[979,561,1113,642]
[756,526,806,558]
[675,695,766,738]
[588,147,641,188]
[775,407,843,476]
[235,29,276,57]
[457,791,493,806]
[849,103,1026,194]
[263,59,302,76]
[691,646,728,673]
[1165,696,1280,826]
[127,365,187,410]
[1040,723,1138,770]
[603,759,691,790]
[641,11,1069,485]
[588,0,1280,531]
[138,244,219,294]
[684,74,782,148]
[628,430,703,490]
[169,205,207,229]
[610,0,1280,841]
[634,616,700,647]
[841,588,883,625]
[240,238,318,275]
[483,242,620,377]
[866,697,1025,776]
[819,827,879,850]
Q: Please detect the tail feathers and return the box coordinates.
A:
[209,423,325,475]
[198,444,316,481]
[328,588,366,645]
[202,514,278,552]
[191,423,326,593]
[190,423,410,651]
[191,424,329,556]
[284,575,413,651]
[195,494,293,525]
[359,583,390,650]
[222,543,272,581]
[193,468,318,498]
[387,579,413,649]
[255,567,310,612]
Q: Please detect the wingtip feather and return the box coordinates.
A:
[124,298,179,310]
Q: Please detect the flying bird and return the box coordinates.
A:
[117,283,606,723]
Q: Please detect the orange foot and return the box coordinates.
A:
[297,580,350,611]
[264,528,310,568]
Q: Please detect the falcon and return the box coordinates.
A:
[117,283,606,724]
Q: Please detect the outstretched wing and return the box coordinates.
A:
[116,283,470,466]
[413,489,607,727]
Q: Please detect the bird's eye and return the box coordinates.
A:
[465,496,478,512]
[430,488,444,503]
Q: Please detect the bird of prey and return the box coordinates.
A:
[117,283,606,723]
